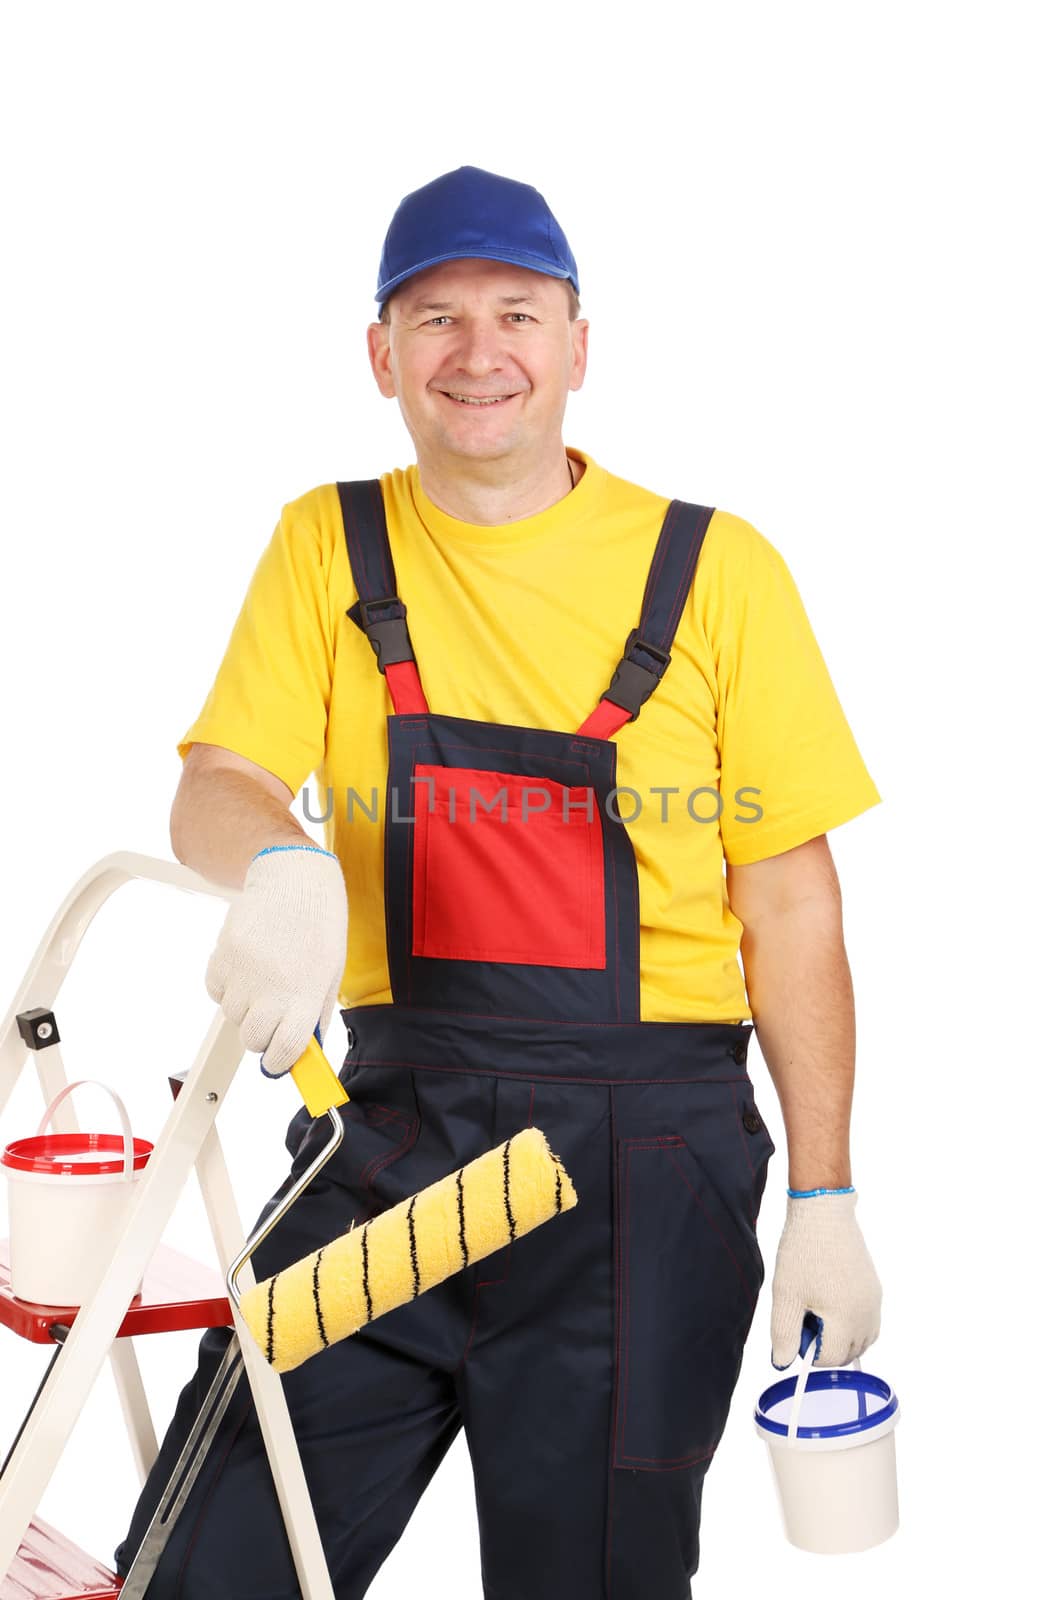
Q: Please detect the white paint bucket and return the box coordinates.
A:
[755,1339,901,1553]
[1,1079,153,1306]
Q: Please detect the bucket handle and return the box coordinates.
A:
[35,1079,136,1180]
[785,1313,862,1443]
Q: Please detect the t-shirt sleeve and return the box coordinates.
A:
[702,514,881,865]
[176,495,334,796]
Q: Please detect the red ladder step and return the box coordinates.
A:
[0,1239,232,1343]
[1,1514,122,1598]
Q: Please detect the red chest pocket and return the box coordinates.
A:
[410,763,606,969]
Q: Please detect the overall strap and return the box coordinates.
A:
[578,499,715,740]
[336,479,429,715]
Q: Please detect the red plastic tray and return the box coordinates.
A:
[1,1513,122,1598]
[0,1239,232,1344]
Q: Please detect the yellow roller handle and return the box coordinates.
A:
[288,1033,350,1118]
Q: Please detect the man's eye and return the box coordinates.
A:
[424,314,534,327]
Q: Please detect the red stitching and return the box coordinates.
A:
[355,1053,749,1088]
[617,1444,719,1470]
[454,1246,512,1372]
[343,1004,752,1037]
[612,1134,753,1473]
[365,1101,408,1123]
[640,501,672,618]
[455,1081,539,1372]
[364,1108,409,1135]
[661,508,708,641]
[617,1137,686,1464]
[407,744,603,969]
[661,1143,755,1305]
[358,1109,420,1193]
[606,744,628,1019]
[403,756,414,995]
[413,739,593,779]
[620,1141,631,1457]
[622,1136,686,1145]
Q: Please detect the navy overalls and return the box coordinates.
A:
[114,480,776,1600]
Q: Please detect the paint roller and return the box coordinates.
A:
[118,1031,577,1595]
[235,1034,577,1371]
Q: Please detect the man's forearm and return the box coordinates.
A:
[171,767,318,889]
[738,896,855,1191]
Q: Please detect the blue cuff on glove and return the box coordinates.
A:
[260,1019,324,1079]
[787,1185,855,1198]
[253,844,337,862]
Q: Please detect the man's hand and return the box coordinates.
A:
[770,1189,882,1368]
[205,844,349,1077]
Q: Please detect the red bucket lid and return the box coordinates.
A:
[1,1133,153,1177]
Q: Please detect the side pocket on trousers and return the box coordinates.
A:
[612,1133,765,1472]
[341,1065,423,1208]
[284,1064,422,1207]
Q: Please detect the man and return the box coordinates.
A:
[115,165,883,1598]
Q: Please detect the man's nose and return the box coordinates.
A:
[450,319,508,373]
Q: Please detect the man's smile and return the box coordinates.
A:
[438,390,521,407]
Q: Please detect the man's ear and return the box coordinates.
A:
[569,318,589,393]
[366,321,396,399]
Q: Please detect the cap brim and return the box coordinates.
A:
[376,247,576,303]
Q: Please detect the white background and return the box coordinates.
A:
[0,1,1052,1595]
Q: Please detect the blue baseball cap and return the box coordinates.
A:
[375,165,579,306]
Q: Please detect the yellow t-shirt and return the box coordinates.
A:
[178,446,880,1022]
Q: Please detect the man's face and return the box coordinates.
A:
[367,257,588,469]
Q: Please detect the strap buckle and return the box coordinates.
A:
[349,594,415,671]
[603,630,672,720]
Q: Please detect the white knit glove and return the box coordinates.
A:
[205,844,349,1079]
[770,1189,883,1369]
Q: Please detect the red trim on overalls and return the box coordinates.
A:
[383,661,630,735]
[382,660,430,715]
[575,698,632,740]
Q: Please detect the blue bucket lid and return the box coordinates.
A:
[755,1368,898,1442]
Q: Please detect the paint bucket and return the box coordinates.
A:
[754,1321,900,1553]
[1,1079,152,1305]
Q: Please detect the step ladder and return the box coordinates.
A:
[0,851,338,1598]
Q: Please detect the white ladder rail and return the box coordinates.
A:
[0,851,337,1598]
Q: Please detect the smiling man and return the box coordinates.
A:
[369,253,588,524]
[114,166,884,1599]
